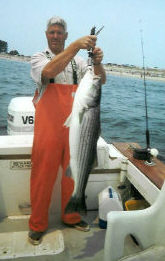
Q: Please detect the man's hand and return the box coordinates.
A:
[93,47,103,65]
[92,47,106,84]
[74,35,97,50]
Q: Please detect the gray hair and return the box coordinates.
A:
[46,16,67,32]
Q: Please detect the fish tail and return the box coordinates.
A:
[77,195,87,215]
[64,195,87,215]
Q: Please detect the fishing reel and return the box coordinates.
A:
[87,26,96,66]
[88,25,104,66]
[133,147,159,165]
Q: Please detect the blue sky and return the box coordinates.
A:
[0,0,165,68]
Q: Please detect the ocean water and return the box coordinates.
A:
[0,59,165,159]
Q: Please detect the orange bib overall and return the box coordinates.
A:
[29,82,81,232]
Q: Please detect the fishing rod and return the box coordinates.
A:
[140,29,150,149]
[88,25,104,66]
[133,29,158,164]
[87,26,96,66]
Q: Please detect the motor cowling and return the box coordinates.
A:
[7,97,35,135]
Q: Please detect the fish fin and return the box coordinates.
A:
[65,165,72,177]
[92,130,101,168]
[79,110,85,124]
[64,113,72,127]
[64,196,77,214]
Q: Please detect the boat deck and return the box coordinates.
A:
[0,211,141,261]
[1,138,164,260]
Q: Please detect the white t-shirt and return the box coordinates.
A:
[31,47,87,99]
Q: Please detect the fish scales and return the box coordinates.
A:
[78,108,99,167]
[76,106,100,197]
[64,68,102,213]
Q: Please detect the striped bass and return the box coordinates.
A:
[64,67,102,213]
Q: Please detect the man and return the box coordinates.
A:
[29,16,106,245]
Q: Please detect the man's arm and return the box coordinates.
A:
[42,35,97,82]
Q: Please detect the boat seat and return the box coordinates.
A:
[119,245,165,260]
[104,181,165,261]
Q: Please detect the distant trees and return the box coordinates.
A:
[0,40,20,55]
[0,40,8,53]
[9,50,19,55]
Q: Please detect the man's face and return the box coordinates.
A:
[46,24,68,54]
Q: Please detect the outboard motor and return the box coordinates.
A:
[7,97,35,135]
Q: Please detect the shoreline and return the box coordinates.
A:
[104,64,165,82]
[0,53,165,82]
[0,53,31,63]
[105,70,165,82]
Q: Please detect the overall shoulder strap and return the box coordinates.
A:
[44,51,78,85]
[71,59,78,85]
[44,51,54,83]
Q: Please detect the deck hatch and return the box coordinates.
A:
[0,230,64,259]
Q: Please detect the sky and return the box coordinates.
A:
[0,0,165,68]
